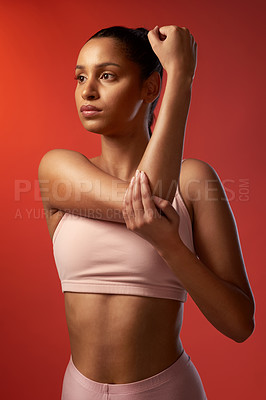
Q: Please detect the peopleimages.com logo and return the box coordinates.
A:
[13,177,250,219]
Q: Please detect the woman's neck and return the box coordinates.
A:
[96,128,150,181]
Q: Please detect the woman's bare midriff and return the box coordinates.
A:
[64,292,184,384]
[46,156,193,385]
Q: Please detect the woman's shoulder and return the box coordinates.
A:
[179,158,218,223]
[38,148,95,192]
[38,149,94,175]
[181,157,219,194]
[39,148,89,162]
[181,157,220,189]
[182,157,215,170]
[181,157,218,179]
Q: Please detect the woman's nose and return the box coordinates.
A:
[81,78,99,100]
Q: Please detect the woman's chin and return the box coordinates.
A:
[80,120,104,134]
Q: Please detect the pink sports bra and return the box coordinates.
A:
[52,185,195,302]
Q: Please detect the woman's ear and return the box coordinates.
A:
[142,71,161,104]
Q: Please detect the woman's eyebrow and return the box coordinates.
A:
[75,63,121,70]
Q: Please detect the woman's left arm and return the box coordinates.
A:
[123,159,255,343]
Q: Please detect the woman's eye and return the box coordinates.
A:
[100,73,115,80]
[74,75,86,83]
[74,72,115,83]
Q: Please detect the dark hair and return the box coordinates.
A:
[85,26,163,138]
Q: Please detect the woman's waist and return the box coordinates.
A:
[70,339,184,384]
[64,292,183,336]
[64,292,184,382]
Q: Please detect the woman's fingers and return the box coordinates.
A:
[153,196,180,225]
[147,24,197,78]
[152,25,192,40]
[122,170,182,251]
[139,171,160,220]
[123,171,161,228]
[123,170,180,227]
[132,171,144,222]
[122,175,135,224]
[123,171,145,227]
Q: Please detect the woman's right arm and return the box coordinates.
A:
[137,26,196,203]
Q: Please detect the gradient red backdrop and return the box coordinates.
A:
[1,0,265,398]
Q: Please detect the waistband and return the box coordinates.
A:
[68,349,190,394]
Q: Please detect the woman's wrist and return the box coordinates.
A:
[156,234,185,261]
[165,68,194,87]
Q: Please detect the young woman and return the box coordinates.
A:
[38,25,255,399]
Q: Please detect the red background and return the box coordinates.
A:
[1,0,265,398]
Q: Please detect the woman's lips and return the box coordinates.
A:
[80,104,102,117]
[81,110,102,117]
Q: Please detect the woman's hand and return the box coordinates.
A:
[147,24,197,80]
[122,170,183,253]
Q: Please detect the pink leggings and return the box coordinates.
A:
[61,350,207,399]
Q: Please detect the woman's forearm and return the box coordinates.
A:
[157,238,255,342]
[137,73,193,203]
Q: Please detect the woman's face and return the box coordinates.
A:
[75,37,146,136]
